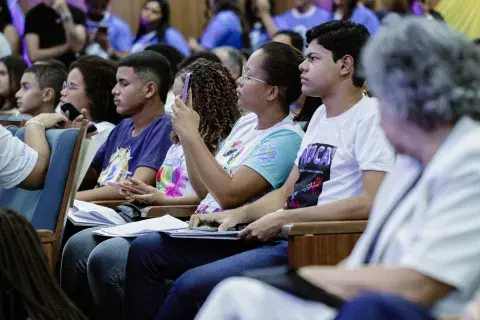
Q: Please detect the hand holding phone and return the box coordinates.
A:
[107,181,147,195]
[61,103,98,134]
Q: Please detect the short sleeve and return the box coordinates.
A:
[399,156,480,297]
[135,119,173,171]
[354,113,394,172]
[0,126,38,189]
[200,12,235,49]
[112,20,133,52]
[244,129,302,189]
[165,28,190,56]
[24,9,39,35]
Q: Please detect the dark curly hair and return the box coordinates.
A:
[69,56,123,125]
[172,58,241,153]
[0,208,86,320]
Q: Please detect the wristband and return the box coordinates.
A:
[25,120,46,129]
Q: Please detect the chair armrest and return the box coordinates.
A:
[141,205,197,219]
[282,220,368,236]
[91,200,126,208]
[37,229,55,243]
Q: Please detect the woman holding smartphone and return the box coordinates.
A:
[60,58,241,319]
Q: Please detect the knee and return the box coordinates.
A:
[170,267,218,301]
[87,238,130,288]
[128,233,164,263]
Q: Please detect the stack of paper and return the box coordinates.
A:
[93,215,189,237]
[68,200,126,226]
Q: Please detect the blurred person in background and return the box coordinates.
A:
[245,0,275,50]
[24,0,86,67]
[84,0,133,60]
[131,0,190,56]
[255,0,330,42]
[333,0,380,35]
[0,55,27,116]
[213,46,244,79]
[0,0,20,55]
[189,0,248,51]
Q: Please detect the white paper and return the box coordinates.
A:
[92,215,189,237]
[68,200,126,226]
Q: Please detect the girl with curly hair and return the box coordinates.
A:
[60,58,241,319]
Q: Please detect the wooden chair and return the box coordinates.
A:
[0,121,87,271]
[281,220,368,269]
[0,118,27,127]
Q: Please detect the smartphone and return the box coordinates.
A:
[181,73,192,102]
[61,103,97,134]
[107,181,147,195]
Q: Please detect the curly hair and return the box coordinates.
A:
[362,17,480,130]
[69,56,123,125]
[172,58,241,153]
[0,208,86,320]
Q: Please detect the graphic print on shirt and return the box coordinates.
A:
[222,140,245,165]
[97,147,132,186]
[156,159,190,198]
[285,143,336,209]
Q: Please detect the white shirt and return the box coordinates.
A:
[285,96,394,209]
[196,113,304,213]
[346,116,480,316]
[0,125,38,189]
[156,144,196,198]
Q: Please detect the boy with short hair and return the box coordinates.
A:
[15,64,66,117]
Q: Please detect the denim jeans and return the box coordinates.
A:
[60,227,132,319]
[123,233,289,320]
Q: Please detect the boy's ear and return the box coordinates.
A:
[144,81,157,99]
[42,87,55,104]
[339,54,355,77]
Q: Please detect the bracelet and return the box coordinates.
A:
[25,120,45,129]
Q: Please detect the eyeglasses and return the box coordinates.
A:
[240,67,267,84]
[62,81,81,91]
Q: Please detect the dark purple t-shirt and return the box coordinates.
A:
[92,115,173,186]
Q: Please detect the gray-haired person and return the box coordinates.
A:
[213,46,245,80]
[195,17,480,320]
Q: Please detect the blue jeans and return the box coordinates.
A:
[123,233,288,320]
[60,227,132,319]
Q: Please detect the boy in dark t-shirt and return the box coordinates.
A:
[24,0,86,67]
[76,51,174,202]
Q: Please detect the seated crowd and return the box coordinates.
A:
[1,0,480,320]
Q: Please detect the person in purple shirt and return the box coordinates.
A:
[189,0,248,51]
[131,0,190,57]
[245,0,274,51]
[333,0,380,35]
[84,0,133,59]
[255,0,330,43]
[76,51,173,202]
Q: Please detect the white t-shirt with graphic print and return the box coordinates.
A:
[196,113,304,213]
[285,96,394,209]
[156,144,196,198]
